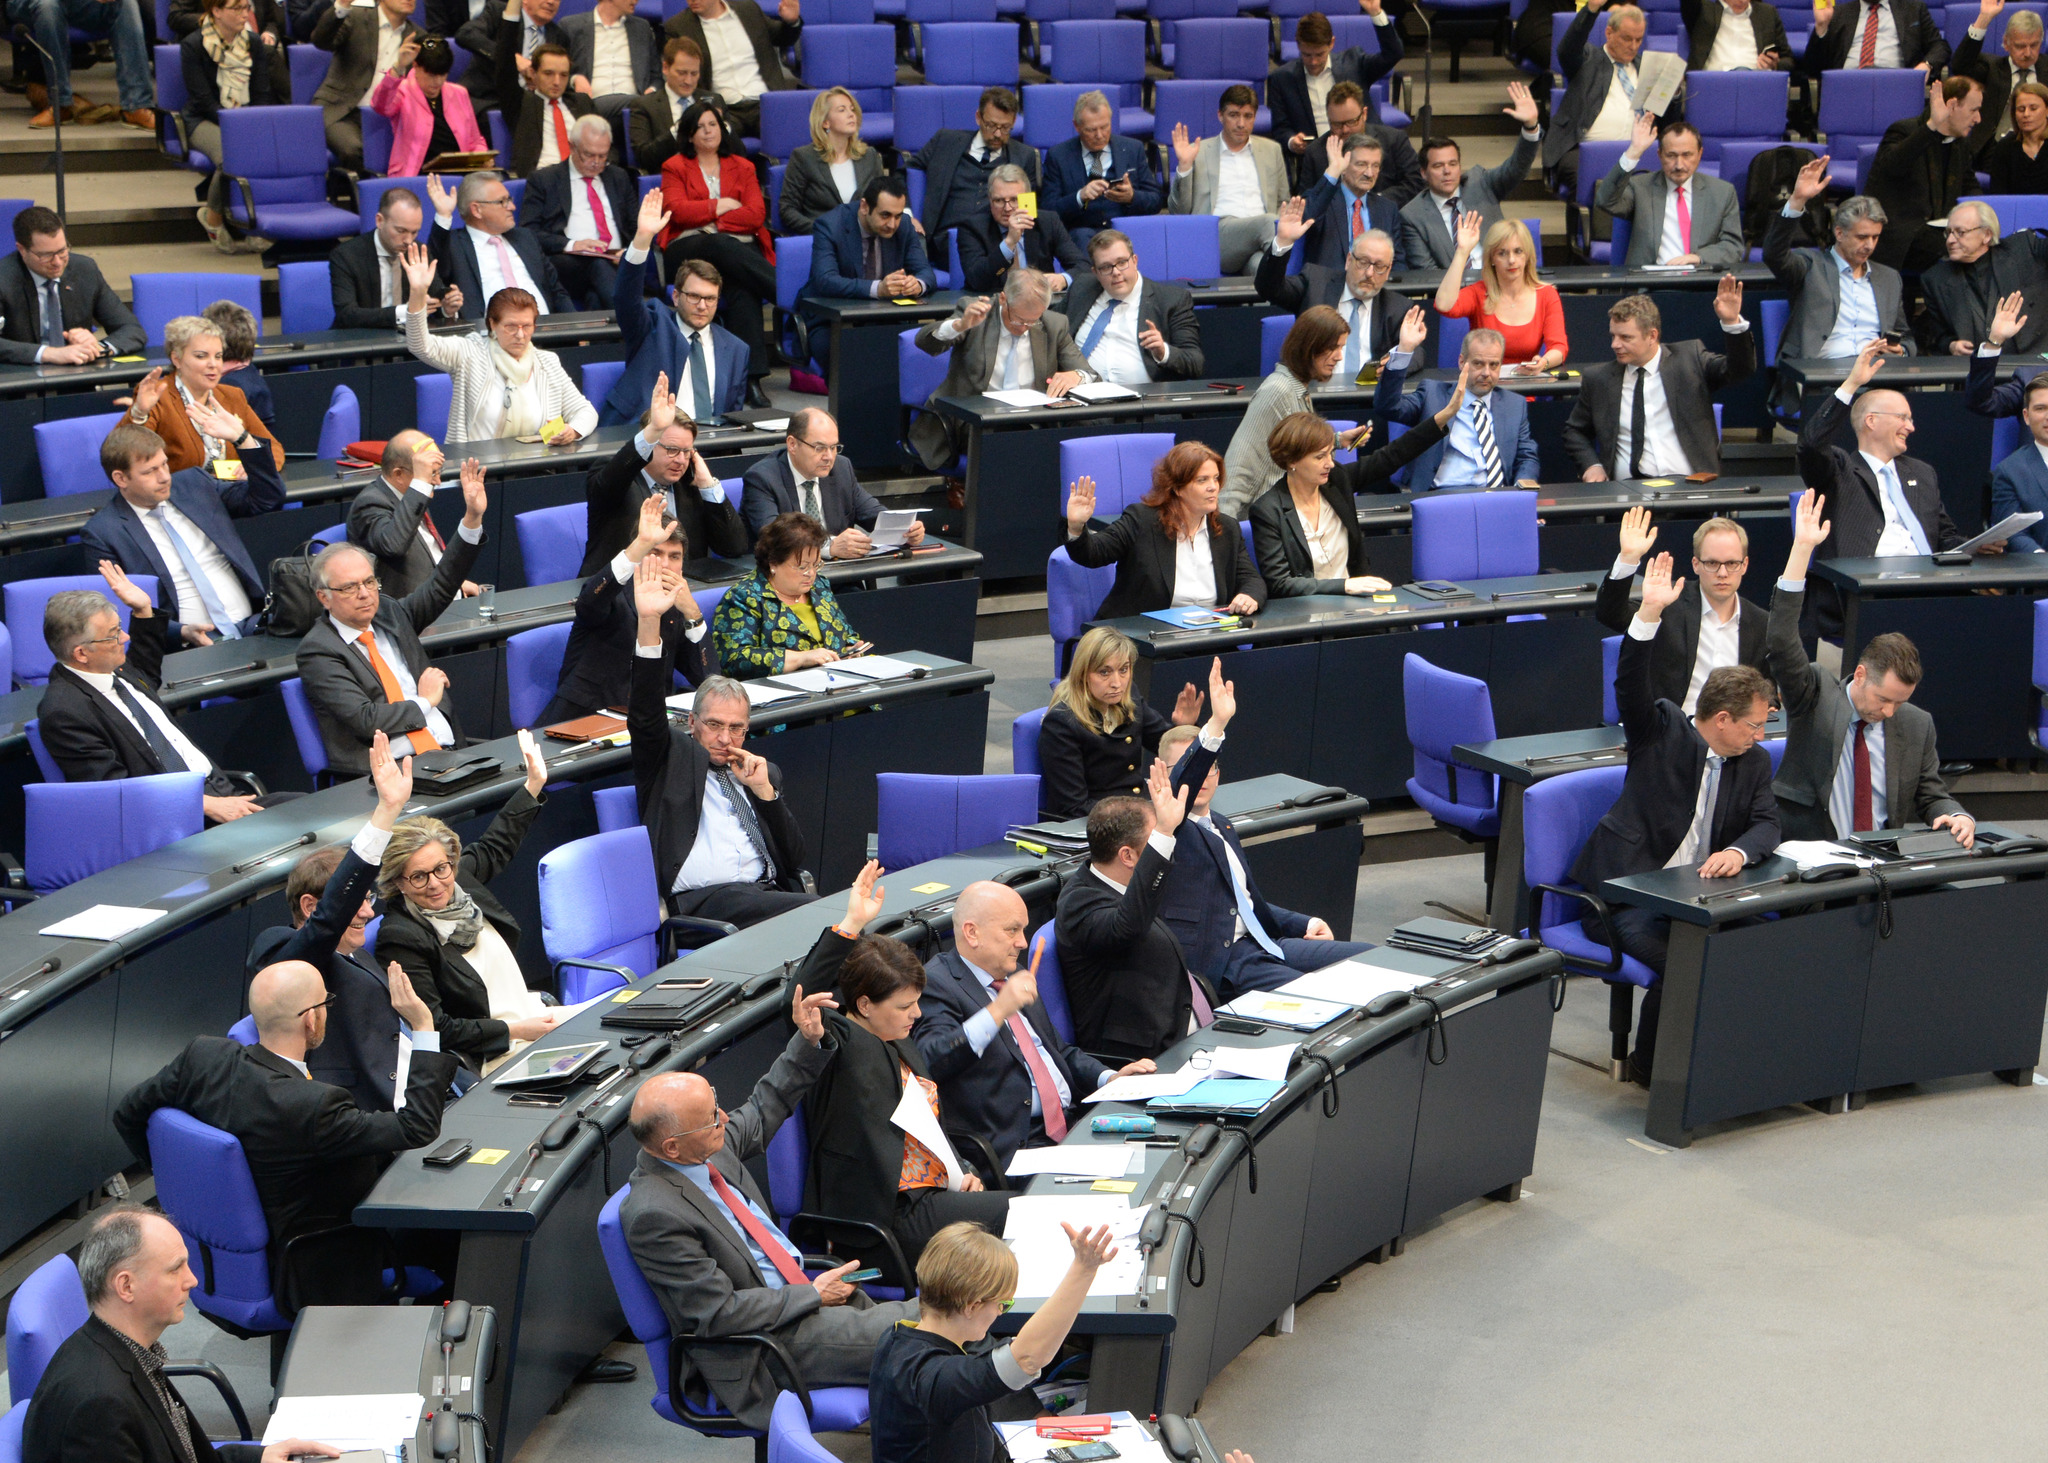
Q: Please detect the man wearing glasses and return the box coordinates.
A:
[740,407,922,554]
[604,189,754,425]
[426,170,575,323]
[295,459,489,778]
[1059,228,1204,386]
[0,206,144,366]
[582,375,749,576]
[1595,507,1770,715]
[1256,207,1407,368]
[1918,198,2048,357]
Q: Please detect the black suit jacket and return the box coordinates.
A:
[1064,502,1269,620]
[1060,275,1205,381]
[35,613,241,796]
[954,208,1087,294]
[24,1317,267,1463]
[0,252,145,366]
[1797,387,1960,561]
[1917,232,2048,356]
[517,159,637,257]
[560,8,658,94]
[1593,574,1768,709]
[627,87,704,174]
[661,0,800,95]
[554,561,714,717]
[1562,331,1757,477]
[1800,0,1949,73]
[1865,117,1975,269]
[628,646,805,893]
[348,476,445,600]
[1252,246,1410,361]
[428,216,575,317]
[581,434,752,577]
[329,230,448,331]
[113,1035,456,1307]
[1267,32,1402,146]
[912,947,1112,1168]
[1247,416,1447,596]
[496,10,600,176]
[740,449,881,539]
[1963,345,2038,418]
[1680,0,1790,68]
[907,129,1040,236]
[293,527,481,776]
[373,787,543,1066]
[1952,30,2036,163]
[1569,629,1780,891]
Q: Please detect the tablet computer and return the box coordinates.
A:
[493,1041,607,1087]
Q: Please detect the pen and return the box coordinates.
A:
[1052,1176,1100,1183]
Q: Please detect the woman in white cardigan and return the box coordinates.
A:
[399,243,598,447]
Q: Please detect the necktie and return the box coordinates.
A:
[549,99,571,162]
[152,506,242,640]
[862,230,882,282]
[111,677,190,772]
[988,977,1068,1141]
[1210,823,1285,960]
[1341,297,1363,379]
[799,478,822,522]
[1079,297,1118,357]
[711,766,777,882]
[487,232,521,292]
[1472,398,1504,489]
[685,329,715,422]
[1852,721,1875,832]
[1001,329,1026,389]
[1090,150,1106,179]
[583,176,613,248]
[357,628,438,754]
[703,1164,809,1285]
[1349,195,1364,247]
[419,501,447,552]
[1879,462,1933,554]
[1673,753,1724,868]
[1674,181,1692,254]
[42,278,63,347]
[1858,0,1880,66]
[1618,63,1637,105]
[1626,366,1647,480]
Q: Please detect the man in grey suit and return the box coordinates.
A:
[620,982,916,1433]
[311,0,425,172]
[1400,83,1543,269]
[908,269,1090,475]
[1595,117,1747,269]
[561,0,659,112]
[1166,85,1289,274]
[1767,489,1975,846]
[1564,285,1756,481]
[1763,162,1912,415]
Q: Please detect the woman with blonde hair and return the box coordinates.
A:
[779,85,883,234]
[1035,624,1204,820]
[1988,80,2048,193]
[123,314,286,474]
[1434,212,1566,375]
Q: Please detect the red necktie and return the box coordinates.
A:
[420,508,445,552]
[1857,1,1880,67]
[1674,181,1691,254]
[584,176,613,247]
[1349,196,1363,244]
[704,1164,810,1286]
[990,977,1068,1142]
[550,100,571,162]
[1852,721,1874,832]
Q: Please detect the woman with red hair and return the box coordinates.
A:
[1061,440,1267,621]
[658,99,776,403]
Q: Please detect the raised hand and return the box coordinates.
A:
[633,554,672,620]
[395,34,420,71]
[1712,273,1744,324]
[1146,756,1190,836]
[958,295,993,331]
[1324,128,1346,177]
[368,728,414,819]
[635,488,668,552]
[634,186,671,248]
[459,457,487,525]
[1504,79,1538,129]
[96,559,154,613]
[1062,1221,1119,1270]
[1065,475,1097,536]
[189,398,248,445]
[1990,289,2029,347]
[1171,121,1199,173]
[792,980,837,1045]
[1638,551,1684,618]
[1617,504,1657,564]
[1170,679,1204,726]
[129,366,167,420]
[841,857,886,932]
[1790,154,1832,206]
[425,172,455,217]
[1847,336,1888,390]
[1398,304,1429,354]
[1625,107,1657,160]
[517,727,548,794]
[1792,489,1830,550]
[1205,654,1236,728]
[387,962,434,1032]
[1928,75,1952,130]
[1440,362,1471,422]
[1273,195,1312,250]
[401,240,437,303]
[1454,209,1484,254]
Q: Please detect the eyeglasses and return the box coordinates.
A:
[794,439,841,457]
[399,860,457,891]
[1092,254,1136,276]
[997,1298,1018,1313]
[1736,715,1769,732]
[650,437,694,456]
[23,243,68,264]
[79,630,128,649]
[678,289,720,307]
[478,194,515,209]
[294,993,338,1019]
[1866,409,1915,425]
[1695,558,1747,573]
[695,714,748,737]
[673,1106,728,1138]
[323,574,380,597]
[1946,223,1987,237]
[1351,257,1393,275]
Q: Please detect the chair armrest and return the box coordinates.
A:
[788,1211,914,1289]
[667,1328,819,1430]
[0,853,36,909]
[161,1362,254,1440]
[945,1129,1008,1191]
[551,956,639,992]
[277,1223,392,1317]
[658,914,739,959]
[229,174,258,229]
[1532,882,1624,974]
[224,770,268,797]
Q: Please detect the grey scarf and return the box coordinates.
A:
[413,880,487,951]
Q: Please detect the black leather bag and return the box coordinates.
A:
[262,539,328,636]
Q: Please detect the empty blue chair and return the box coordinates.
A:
[148,1108,289,1334]
[131,272,264,348]
[515,503,590,588]
[876,773,1042,867]
[359,103,395,174]
[0,1402,21,1463]
[1042,20,1150,133]
[32,411,126,498]
[1111,214,1221,280]
[507,622,572,728]
[1171,16,1271,79]
[1814,70,1926,190]
[1047,545,1115,675]
[899,327,954,465]
[415,372,453,439]
[316,383,361,463]
[1411,490,1539,581]
[761,88,820,160]
[6,1255,88,1399]
[1024,925,1077,1040]
[26,772,204,891]
[768,1387,842,1463]
[801,28,894,144]
[287,41,328,102]
[893,85,984,155]
[1150,78,1231,146]
[1012,705,1047,779]
[1402,653,1500,841]
[1020,82,1099,148]
[1259,313,1296,376]
[279,677,333,786]
[5,575,156,686]
[922,22,1020,84]
[219,106,362,243]
[582,359,627,415]
[1681,69,1790,160]
[1059,432,1173,518]
[594,784,639,832]
[279,260,335,334]
[776,234,819,374]
[1435,313,1471,371]
[540,827,670,1000]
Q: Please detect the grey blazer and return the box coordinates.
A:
[908,306,1090,471]
[1765,579,1964,838]
[560,9,659,96]
[1220,364,1311,516]
[1594,163,1746,268]
[1762,208,1913,412]
[1168,134,1287,219]
[1399,133,1540,269]
[311,4,422,125]
[778,145,883,236]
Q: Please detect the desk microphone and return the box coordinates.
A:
[438,1300,469,1403]
[430,1406,460,1459]
[1156,1414,1199,1461]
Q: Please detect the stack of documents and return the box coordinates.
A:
[1773,840,1877,872]
[1004,1146,1141,1180]
[996,1413,1172,1462]
[262,1393,424,1463]
[1081,1067,1203,1103]
[1002,1195,1149,1297]
[39,905,162,941]
[1216,991,1350,1031]
[1276,957,1438,1007]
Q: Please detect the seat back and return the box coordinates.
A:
[1814,69,1926,161]
[5,1255,88,1401]
[1601,634,1621,725]
[1522,763,1628,930]
[131,272,265,348]
[768,1391,840,1463]
[416,373,454,440]
[5,574,155,686]
[892,86,985,154]
[515,503,591,588]
[155,44,195,144]
[1434,314,1470,371]
[1170,16,1270,78]
[1402,652,1497,814]
[1011,705,1047,779]
[1681,69,1791,148]
[1047,545,1115,674]
[763,1102,809,1223]
[776,233,815,316]
[279,677,331,782]
[801,25,895,96]
[539,828,664,1000]
[898,326,953,413]
[593,784,640,832]
[229,1014,259,1044]
[1410,489,1538,580]
[2,1399,25,1463]
[32,412,127,499]
[1111,214,1221,280]
[1259,313,1296,376]
[1059,432,1173,519]
[24,718,59,784]
[1025,925,1076,1041]
[279,260,335,334]
[506,622,573,729]
[361,177,432,235]
[1021,83,1098,149]
[26,772,205,892]
[146,1108,290,1333]
[360,103,395,174]
[596,1185,690,1427]
[1042,18,1146,81]
[1149,78,1233,144]
[759,88,819,159]
[583,359,627,409]
[907,0,999,18]
[1759,296,1788,370]
[1960,192,2048,236]
[288,41,329,103]
[922,22,1021,84]
[316,382,361,462]
[876,773,1042,867]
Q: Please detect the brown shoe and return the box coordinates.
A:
[944,477,966,510]
[25,83,47,113]
[119,108,155,130]
[27,103,78,128]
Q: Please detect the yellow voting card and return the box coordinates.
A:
[1640,479,1677,487]
[1018,191,1038,217]
[911,882,951,894]
[210,459,246,481]
[1091,1180,1137,1194]
[468,1148,510,1165]
[1373,593,1398,602]
[612,988,642,1002]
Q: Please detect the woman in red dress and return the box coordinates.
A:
[1434,212,1567,375]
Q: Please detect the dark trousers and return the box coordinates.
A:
[1214,934,1374,999]
[669,879,816,927]
[1588,905,1670,1072]
[552,251,621,312]
[664,232,774,379]
[890,1186,1011,1271]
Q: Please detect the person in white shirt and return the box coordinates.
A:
[664,0,803,137]
[567,0,649,104]
[1065,228,1205,385]
[521,113,630,309]
[1596,507,1769,714]
[1167,84,1289,273]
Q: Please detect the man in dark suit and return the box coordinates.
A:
[605,189,753,425]
[627,36,706,173]
[1801,0,1949,74]
[1546,0,1665,196]
[311,0,425,171]
[348,431,484,600]
[1375,322,1542,488]
[1257,198,1408,366]
[516,112,636,308]
[914,881,1154,1168]
[1865,77,1983,272]
[0,207,145,366]
[1301,131,1408,273]
[1952,0,2042,163]
[81,412,284,644]
[1574,552,1781,1081]
[1769,490,1976,845]
[427,171,576,318]
[1595,507,1769,713]
[547,493,714,722]
[1042,90,1165,239]
[741,408,920,555]
[296,462,486,777]
[1062,228,1205,385]
[798,181,936,369]
[113,954,457,1310]
[1399,92,1541,270]
[908,270,1089,475]
[22,1206,341,1463]
[660,0,801,137]
[907,86,1039,242]
[330,189,461,330]
[1681,0,1792,68]
[956,163,1088,294]
[1917,199,2048,356]
[496,18,599,177]
[561,0,658,106]
[1564,284,1756,482]
[1270,1,1403,186]
[583,375,750,575]
[621,987,912,1433]
[1988,371,2048,552]
[629,573,815,924]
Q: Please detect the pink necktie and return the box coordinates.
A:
[488,232,520,288]
[1674,182,1691,254]
[1188,973,1213,1027]
[990,978,1068,1141]
[584,177,613,247]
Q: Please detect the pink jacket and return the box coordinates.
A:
[368,70,487,179]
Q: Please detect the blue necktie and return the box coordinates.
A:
[1209,821,1285,959]
[152,505,241,639]
[1341,298,1364,379]
[1879,462,1932,555]
[683,329,714,423]
[1079,298,1118,358]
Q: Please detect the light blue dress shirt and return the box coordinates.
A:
[959,960,1078,1116]
[660,1156,805,1289]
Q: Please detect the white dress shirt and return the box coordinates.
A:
[1586,59,1641,141]
[360,13,408,108]
[373,231,411,326]
[669,754,768,890]
[565,165,621,247]
[1302,495,1350,581]
[957,959,1087,1115]
[1305,65,1335,135]
[330,617,457,751]
[1704,1,1759,69]
[73,661,215,775]
[1687,595,1741,714]
[670,321,719,413]
[699,3,765,101]
[1844,0,1902,67]
[536,97,573,169]
[932,312,1035,389]
[1171,529,1218,606]
[458,221,549,311]
[388,473,443,565]
[1210,139,1266,218]
[1857,447,1922,556]
[829,157,857,202]
[1074,273,1151,384]
[1612,346,1695,478]
[1828,681,1890,834]
[139,500,256,628]
[588,12,636,96]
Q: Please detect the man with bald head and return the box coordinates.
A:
[114,946,457,1309]
[913,882,1155,1167]
[620,980,918,1432]
[346,430,484,601]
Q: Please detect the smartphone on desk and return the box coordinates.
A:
[1049,1445,1120,1462]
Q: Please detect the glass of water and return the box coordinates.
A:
[474,583,496,621]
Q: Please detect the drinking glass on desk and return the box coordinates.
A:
[474,584,496,621]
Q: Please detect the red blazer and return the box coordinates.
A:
[370,70,487,180]
[658,153,775,262]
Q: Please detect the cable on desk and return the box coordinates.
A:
[1161,1210,1205,1287]
[1300,1051,1339,1118]
[1416,994,1450,1066]
[1870,864,1894,940]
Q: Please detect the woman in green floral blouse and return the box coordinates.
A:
[711,512,868,679]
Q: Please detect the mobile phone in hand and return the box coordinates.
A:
[843,1267,883,1282]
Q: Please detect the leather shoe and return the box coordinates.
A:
[1624,1056,1651,1088]
[944,477,966,510]
[744,379,771,409]
[576,1357,637,1384]
[25,82,47,112]
[27,101,81,128]
[120,107,155,130]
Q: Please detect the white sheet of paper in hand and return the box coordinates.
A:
[984,388,1055,407]
[1004,1199,1150,1297]
[1004,1144,1135,1178]
[1206,1042,1298,1082]
[38,905,162,941]
[867,508,926,550]
[1277,960,1433,1007]
[890,1071,968,1190]
[1080,1067,1204,1103]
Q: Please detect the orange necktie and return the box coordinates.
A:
[550,100,572,163]
[358,628,438,754]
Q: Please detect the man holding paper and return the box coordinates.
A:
[739,408,923,556]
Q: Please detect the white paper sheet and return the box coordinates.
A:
[739,681,806,706]
[984,388,1055,407]
[826,654,926,681]
[1954,510,2044,555]
[1066,381,1142,403]
[1773,840,1875,870]
[890,1070,968,1191]
[262,1392,424,1463]
[1079,1067,1204,1104]
[1278,959,1435,1007]
[1216,991,1351,1030]
[1004,1144,1137,1179]
[763,668,838,693]
[998,1414,1171,1463]
[1205,1042,1298,1081]
[867,508,927,550]
[39,904,161,941]
[754,416,792,431]
[1003,1198,1151,1298]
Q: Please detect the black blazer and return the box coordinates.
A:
[374,787,544,1066]
[1562,332,1757,478]
[661,0,801,95]
[1059,275,1205,382]
[628,647,806,893]
[1917,231,2048,356]
[906,129,1040,236]
[1679,0,1790,68]
[1568,630,1780,891]
[740,450,882,540]
[560,7,659,94]
[1593,573,1769,709]
[1267,32,1402,144]
[778,144,884,235]
[553,562,714,718]
[293,528,481,777]
[1800,0,1949,73]
[954,207,1088,294]
[912,947,1111,1168]
[348,476,444,600]
[581,434,752,577]
[517,159,637,257]
[1797,387,1960,561]
[24,1317,268,1463]
[113,1035,456,1307]
[1064,503,1268,621]
[427,215,576,318]
[495,9,600,177]
[1035,699,1174,821]
[329,230,448,331]
[1253,245,1409,357]
[626,85,705,175]
[1953,29,2034,163]
[1962,346,2039,418]
[1865,117,1975,269]
[1247,416,1448,596]
[178,29,282,125]
[35,613,241,796]
[0,251,146,366]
